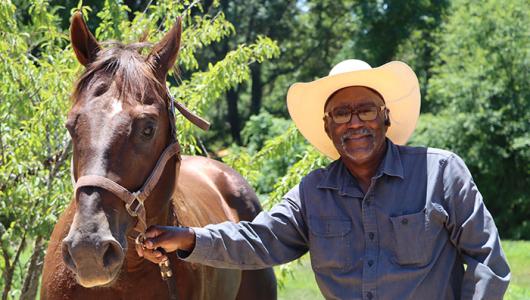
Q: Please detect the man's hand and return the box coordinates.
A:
[136,225,196,264]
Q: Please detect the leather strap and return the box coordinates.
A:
[166,87,210,131]
[74,142,181,233]
[174,101,210,131]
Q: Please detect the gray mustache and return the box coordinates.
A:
[341,128,374,143]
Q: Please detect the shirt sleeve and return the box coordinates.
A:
[177,185,309,269]
[442,154,511,300]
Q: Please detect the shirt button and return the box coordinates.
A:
[401,218,409,225]
[368,260,374,267]
[367,291,373,300]
[365,200,371,207]
[368,232,375,240]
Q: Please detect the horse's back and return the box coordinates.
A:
[177,156,262,222]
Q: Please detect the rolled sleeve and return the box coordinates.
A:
[178,185,309,269]
[443,154,511,299]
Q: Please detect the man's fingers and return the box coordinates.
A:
[144,235,164,249]
[144,225,164,238]
[139,248,168,264]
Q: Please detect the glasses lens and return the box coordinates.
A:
[332,107,352,124]
[358,107,378,121]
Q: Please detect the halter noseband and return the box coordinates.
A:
[74,141,181,234]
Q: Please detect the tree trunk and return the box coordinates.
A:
[2,233,27,300]
[20,236,45,300]
[226,88,241,144]
[250,64,263,116]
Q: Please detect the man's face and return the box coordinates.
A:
[324,86,388,165]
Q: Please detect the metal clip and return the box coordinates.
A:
[159,258,173,279]
[135,233,146,247]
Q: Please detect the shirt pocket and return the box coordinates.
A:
[309,217,352,271]
[390,210,429,266]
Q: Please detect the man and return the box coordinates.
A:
[137,60,510,299]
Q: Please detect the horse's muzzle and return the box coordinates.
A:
[62,235,124,287]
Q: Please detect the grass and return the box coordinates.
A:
[277,240,530,300]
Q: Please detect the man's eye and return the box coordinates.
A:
[358,108,374,114]
[333,108,351,117]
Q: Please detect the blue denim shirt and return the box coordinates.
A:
[182,140,510,300]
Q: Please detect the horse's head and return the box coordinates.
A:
[62,12,181,287]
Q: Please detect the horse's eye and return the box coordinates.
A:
[141,124,156,139]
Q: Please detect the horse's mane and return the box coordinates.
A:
[72,42,166,105]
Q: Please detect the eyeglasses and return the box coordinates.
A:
[325,105,385,124]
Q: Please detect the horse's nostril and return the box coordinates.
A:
[102,240,123,269]
[62,239,77,271]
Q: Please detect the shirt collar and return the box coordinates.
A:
[317,139,404,196]
[376,139,405,180]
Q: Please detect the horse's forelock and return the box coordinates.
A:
[72,42,166,106]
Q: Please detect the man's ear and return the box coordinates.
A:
[324,117,332,139]
[147,17,182,80]
[70,12,100,66]
[384,108,391,127]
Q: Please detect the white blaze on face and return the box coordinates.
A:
[109,98,123,117]
[85,97,124,175]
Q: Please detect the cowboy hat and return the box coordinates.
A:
[287,59,421,160]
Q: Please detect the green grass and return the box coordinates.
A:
[277,240,530,300]
[504,241,530,299]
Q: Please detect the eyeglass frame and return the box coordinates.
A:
[324,104,386,124]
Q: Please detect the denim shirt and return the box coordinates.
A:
[182,140,510,300]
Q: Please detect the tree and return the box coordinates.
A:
[409,0,529,238]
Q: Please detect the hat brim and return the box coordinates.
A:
[287,61,421,160]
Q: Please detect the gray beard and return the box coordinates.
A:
[339,128,375,160]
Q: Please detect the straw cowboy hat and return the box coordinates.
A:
[287,59,421,160]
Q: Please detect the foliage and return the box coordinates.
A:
[0,0,278,298]
[0,0,75,298]
[409,0,530,239]
[223,112,329,206]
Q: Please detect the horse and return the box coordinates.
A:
[40,12,277,300]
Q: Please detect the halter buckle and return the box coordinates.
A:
[126,192,144,217]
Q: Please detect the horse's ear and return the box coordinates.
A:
[148,17,182,80]
[70,12,101,67]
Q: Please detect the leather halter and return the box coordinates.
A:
[72,88,209,234]
[74,141,181,234]
[70,88,209,300]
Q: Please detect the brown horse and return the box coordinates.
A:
[40,13,276,300]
